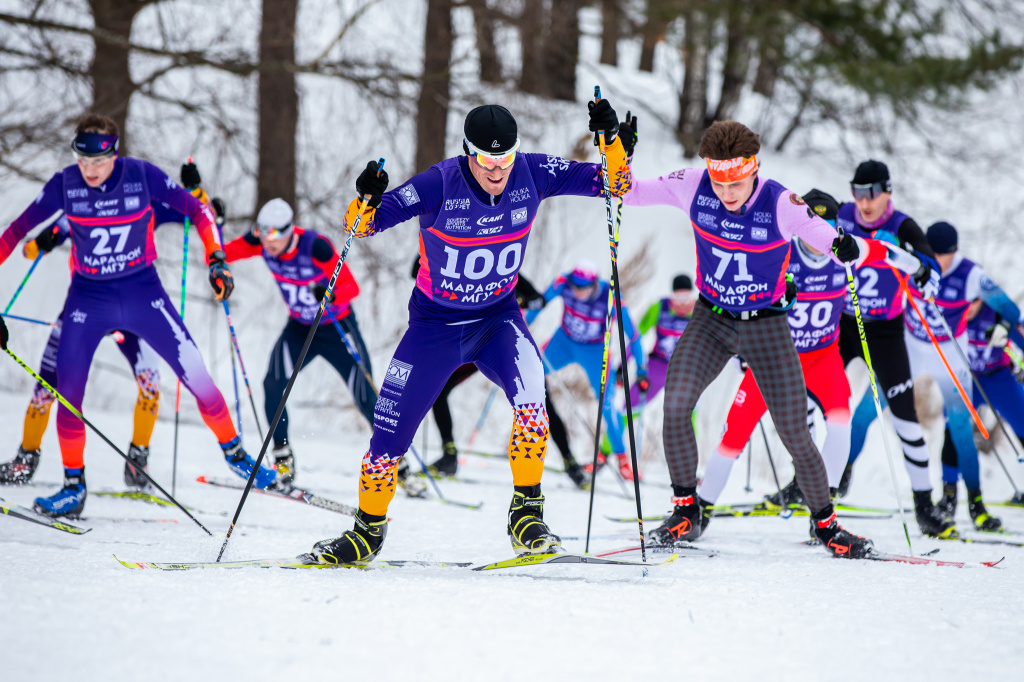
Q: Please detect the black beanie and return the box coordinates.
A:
[927,221,958,254]
[464,105,518,154]
[802,188,840,222]
[852,160,891,189]
[672,274,693,291]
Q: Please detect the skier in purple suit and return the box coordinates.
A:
[309,100,634,565]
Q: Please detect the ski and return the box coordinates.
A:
[471,551,679,571]
[864,550,1004,568]
[0,496,91,535]
[196,476,357,517]
[595,544,718,559]
[115,553,473,571]
[93,490,213,514]
[940,533,1024,548]
[606,502,892,524]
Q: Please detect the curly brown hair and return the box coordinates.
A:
[75,114,119,136]
[698,121,760,160]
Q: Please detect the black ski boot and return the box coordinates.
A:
[563,456,589,490]
[913,490,958,538]
[396,458,428,498]
[837,463,854,498]
[429,441,459,477]
[1010,491,1024,507]
[764,478,806,508]
[699,496,714,534]
[123,444,150,489]
[648,493,702,546]
[967,490,1002,532]
[936,483,957,521]
[508,485,562,555]
[813,506,874,558]
[312,510,388,564]
[0,446,41,485]
[272,443,296,487]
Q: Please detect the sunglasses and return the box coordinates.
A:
[254,223,292,240]
[75,153,115,168]
[465,138,520,171]
[851,181,890,201]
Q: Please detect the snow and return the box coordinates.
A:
[2,385,1024,681]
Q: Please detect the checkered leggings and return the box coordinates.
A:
[663,302,832,512]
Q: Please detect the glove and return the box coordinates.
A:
[913,260,940,300]
[986,319,1011,349]
[208,250,234,302]
[831,233,860,263]
[618,111,637,158]
[310,283,335,304]
[0,314,7,351]
[588,99,619,145]
[355,160,389,209]
[636,366,650,395]
[211,197,226,226]
[181,161,202,190]
[23,225,62,259]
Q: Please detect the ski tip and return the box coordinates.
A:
[113,554,145,569]
[195,476,208,483]
[984,557,1006,568]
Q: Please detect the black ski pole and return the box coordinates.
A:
[216,158,384,562]
[3,346,211,535]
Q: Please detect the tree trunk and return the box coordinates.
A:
[257,0,299,212]
[415,0,453,173]
[545,0,580,101]
[677,11,710,157]
[87,0,145,155]
[599,0,619,66]
[519,0,547,96]
[470,0,502,84]
[639,0,671,73]
[711,2,753,122]
[752,30,784,98]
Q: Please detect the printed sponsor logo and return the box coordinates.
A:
[696,195,720,209]
[377,396,401,417]
[696,212,716,228]
[667,169,688,181]
[70,309,87,324]
[34,189,45,204]
[508,188,531,203]
[540,155,570,177]
[751,227,768,240]
[94,198,118,209]
[721,219,744,230]
[886,378,913,399]
[753,211,772,224]
[124,196,140,210]
[788,193,805,205]
[833,273,848,287]
[124,182,143,194]
[445,217,471,232]
[721,232,742,241]
[165,176,176,190]
[97,209,118,217]
[384,359,413,388]
[477,226,502,235]
[511,207,528,226]
[397,184,421,207]
[300,268,316,278]
[943,287,957,299]
[476,214,502,227]
[72,201,91,213]
[67,188,88,199]
[789,263,802,273]
[444,198,471,211]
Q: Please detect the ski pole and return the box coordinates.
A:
[211,213,244,437]
[841,229,912,552]
[216,159,385,561]
[743,440,753,493]
[172,216,190,497]
[2,346,211,535]
[467,385,499,450]
[4,253,42,314]
[588,85,646,563]
[222,300,264,441]
[924,297,1024,485]
[758,420,782,493]
[900,275,988,438]
[2,313,56,327]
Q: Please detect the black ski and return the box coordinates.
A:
[196,476,357,517]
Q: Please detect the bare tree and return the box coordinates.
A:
[469,0,501,84]
[599,0,619,67]
[257,0,299,211]
[415,0,453,173]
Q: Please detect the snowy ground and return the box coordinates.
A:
[2,388,1024,682]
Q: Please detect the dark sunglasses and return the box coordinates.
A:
[851,180,891,201]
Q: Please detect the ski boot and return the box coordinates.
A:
[936,483,958,521]
[699,496,714,534]
[34,467,87,518]
[508,485,562,555]
[967,491,1002,532]
[222,438,277,489]
[312,510,388,564]
[615,453,639,482]
[813,506,874,558]
[272,443,296,487]
[764,478,806,508]
[0,446,41,485]
[429,441,458,477]
[648,494,702,546]
[837,463,854,498]
[582,453,606,476]
[397,458,428,498]
[123,444,150,489]
[913,490,958,538]
[1010,491,1024,507]
[563,456,589,490]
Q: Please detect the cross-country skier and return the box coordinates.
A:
[834,160,954,537]
[0,114,275,517]
[310,100,633,564]
[417,260,588,488]
[622,120,878,558]
[525,259,646,481]
[631,274,695,404]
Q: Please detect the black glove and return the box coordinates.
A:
[181,161,202,190]
[310,283,335,304]
[35,225,63,254]
[356,160,389,209]
[208,250,234,301]
[588,99,619,145]
[0,314,8,351]
[211,197,226,225]
[831,233,860,263]
[618,111,637,157]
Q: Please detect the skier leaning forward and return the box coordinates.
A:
[309,99,633,564]
[624,120,878,558]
